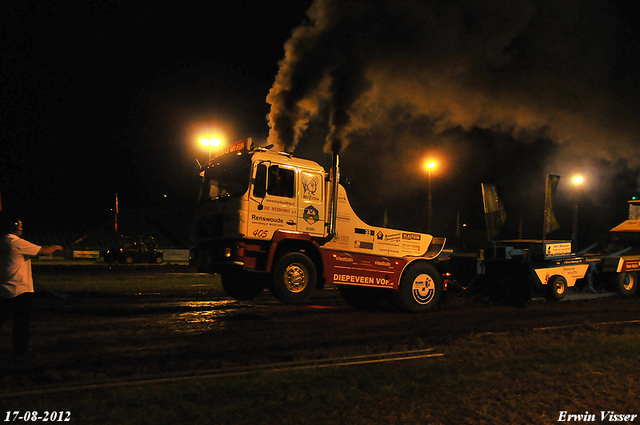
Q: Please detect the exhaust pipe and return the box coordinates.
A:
[316,153,340,245]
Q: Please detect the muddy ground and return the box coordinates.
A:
[1,267,639,395]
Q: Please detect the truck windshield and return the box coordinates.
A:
[199,153,251,203]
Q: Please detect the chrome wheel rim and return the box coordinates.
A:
[284,263,308,293]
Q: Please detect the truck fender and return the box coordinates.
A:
[398,258,443,292]
[265,230,316,273]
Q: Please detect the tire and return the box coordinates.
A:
[611,271,638,298]
[222,272,265,300]
[272,252,316,303]
[395,262,442,313]
[338,285,392,311]
[546,275,567,301]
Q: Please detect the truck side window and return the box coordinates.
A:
[267,165,294,198]
[253,163,267,198]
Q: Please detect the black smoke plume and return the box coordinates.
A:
[267,0,640,163]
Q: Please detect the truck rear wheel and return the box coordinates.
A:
[395,262,442,313]
[222,272,265,301]
[611,271,638,298]
[272,252,316,304]
[546,275,567,301]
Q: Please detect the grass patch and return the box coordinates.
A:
[5,326,640,424]
[33,271,221,295]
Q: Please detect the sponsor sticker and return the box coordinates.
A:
[374,259,392,267]
[412,273,436,304]
[303,205,320,225]
[333,274,392,287]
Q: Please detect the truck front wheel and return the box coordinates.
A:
[395,262,442,313]
[272,252,316,303]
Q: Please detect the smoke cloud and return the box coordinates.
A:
[266,0,640,162]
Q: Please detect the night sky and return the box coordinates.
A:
[2,0,640,249]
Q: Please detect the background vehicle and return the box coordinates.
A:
[104,235,163,264]
[439,192,640,305]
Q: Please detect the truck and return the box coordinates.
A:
[190,138,446,312]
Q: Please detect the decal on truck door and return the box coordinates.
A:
[303,206,319,225]
[298,171,325,235]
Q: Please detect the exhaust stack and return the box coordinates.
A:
[317,153,340,245]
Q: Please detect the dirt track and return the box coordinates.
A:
[1,269,639,394]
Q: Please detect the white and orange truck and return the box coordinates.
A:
[190,138,446,312]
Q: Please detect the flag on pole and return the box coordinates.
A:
[115,192,119,232]
[543,174,561,238]
[481,183,507,241]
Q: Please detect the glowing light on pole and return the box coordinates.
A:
[200,137,223,160]
[425,161,437,234]
[572,175,584,251]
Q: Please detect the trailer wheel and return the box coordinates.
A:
[611,271,638,298]
[546,275,567,301]
[272,252,316,303]
[222,272,265,300]
[395,263,442,313]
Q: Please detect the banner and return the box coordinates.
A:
[481,183,507,241]
[543,174,561,237]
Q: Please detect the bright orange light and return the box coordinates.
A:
[200,137,223,148]
[425,161,437,170]
[573,175,584,185]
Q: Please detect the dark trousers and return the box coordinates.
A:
[0,293,33,359]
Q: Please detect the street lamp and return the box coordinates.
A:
[200,137,222,160]
[572,175,583,251]
[425,161,437,234]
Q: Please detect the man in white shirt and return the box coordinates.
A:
[0,217,62,361]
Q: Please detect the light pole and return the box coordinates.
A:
[425,161,436,234]
[572,175,583,252]
[200,137,222,160]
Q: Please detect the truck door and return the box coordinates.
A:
[297,170,325,236]
[249,163,298,240]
